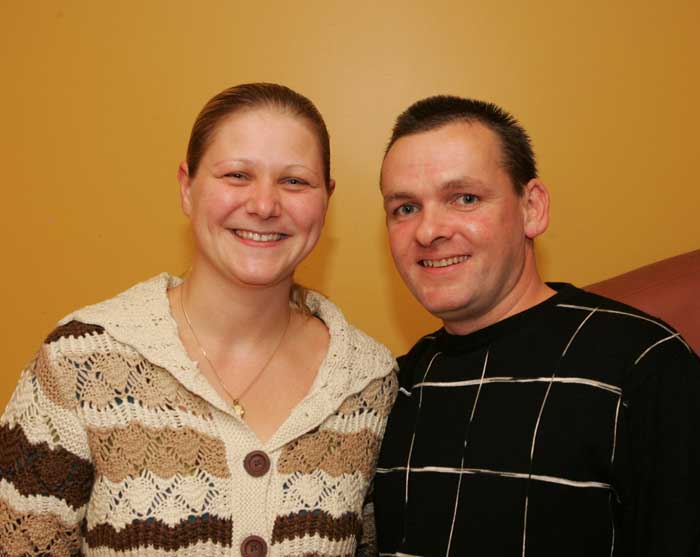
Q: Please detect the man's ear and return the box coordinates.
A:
[521,178,550,239]
[327,179,336,198]
[177,161,193,217]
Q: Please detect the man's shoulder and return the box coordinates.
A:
[549,284,697,380]
[554,284,683,344]
[396,329,442,386]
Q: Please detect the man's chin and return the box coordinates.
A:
[413,291,488,327]
[417,296,471,322]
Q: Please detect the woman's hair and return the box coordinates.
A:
[186,82,331,187]
[185,83,332,314]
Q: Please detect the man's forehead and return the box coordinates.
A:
[388,121,499,163]
[381,122,502,189]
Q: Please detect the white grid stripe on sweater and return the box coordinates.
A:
[415,376,621,395]
[376,465,612,490]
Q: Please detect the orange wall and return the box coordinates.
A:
[2,0,699,408]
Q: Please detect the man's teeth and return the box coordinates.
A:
[421,255,469,268]
[235,230,285,242]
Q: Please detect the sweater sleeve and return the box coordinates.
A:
[356,369,398,557]
[0,345,95,557]
[355,481,378,557]
[614,338,700,557]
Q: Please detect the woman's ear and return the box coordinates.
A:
[177,161,193,217]
[521,178,550,239]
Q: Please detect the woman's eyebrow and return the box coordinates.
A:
[282,163,320,177]
[211,158,255,169]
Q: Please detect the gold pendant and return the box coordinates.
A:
[232,399,245,419]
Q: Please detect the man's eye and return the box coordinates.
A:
[225,172,246,179]
[456,194,478,205]
[394,204,418,216]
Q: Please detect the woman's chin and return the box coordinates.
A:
[225,269,295,291]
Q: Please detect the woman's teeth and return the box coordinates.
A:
[234,230,285,242]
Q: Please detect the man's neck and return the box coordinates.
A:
[443,274,556,337]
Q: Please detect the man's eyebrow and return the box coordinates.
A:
[382,191,415,204]
[383,177,488,203]
[442,177,487,190]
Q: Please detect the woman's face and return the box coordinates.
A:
[179,107,333,290]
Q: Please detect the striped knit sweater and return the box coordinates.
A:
[0,274,397,557]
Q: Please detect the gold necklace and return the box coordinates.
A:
[179,284,291,419]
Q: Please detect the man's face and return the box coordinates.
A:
[381,121,534,330]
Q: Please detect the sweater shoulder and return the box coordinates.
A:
[311,291,396,379]
[550,286,696,386]
[558,286,685,346]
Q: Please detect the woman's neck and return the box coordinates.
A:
[177,261,293,346]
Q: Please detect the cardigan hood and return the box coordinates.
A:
[60,273,396,450]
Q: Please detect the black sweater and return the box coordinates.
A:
[375,283,700,556]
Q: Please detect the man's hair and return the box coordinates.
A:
[385,95,537,194]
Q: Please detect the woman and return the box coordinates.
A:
[0,83,397,557]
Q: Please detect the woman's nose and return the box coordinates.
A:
[246,180,281,219]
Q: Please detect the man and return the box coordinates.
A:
[373,96,700,556]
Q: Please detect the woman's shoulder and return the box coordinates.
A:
[42,273,191,373]
[305,291,397,406]
[42,274,166,343]
[60,273,175,330]
[307,290,395,369]
[35,273,204,412]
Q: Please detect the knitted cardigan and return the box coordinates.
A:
[0,274,398,557]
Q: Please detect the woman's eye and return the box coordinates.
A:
[285,177,308,186]
[395,203,418,217]
[456,194,478,205]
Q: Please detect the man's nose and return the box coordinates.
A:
[415,205,451,246]
[246,180,281,219]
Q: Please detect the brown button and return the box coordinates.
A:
[241,535,267,557]
[243,450,270,477]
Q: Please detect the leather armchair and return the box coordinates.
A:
[586,250,700,354]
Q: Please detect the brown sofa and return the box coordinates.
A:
[586,249,700,354]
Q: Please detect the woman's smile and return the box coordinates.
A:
[232,229,289,243]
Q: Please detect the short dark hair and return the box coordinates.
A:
[187,83,331,187]
[385,95,537,193]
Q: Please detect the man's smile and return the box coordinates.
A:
[419,255,470,268]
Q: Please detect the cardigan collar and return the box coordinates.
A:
[61,273,395,450]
